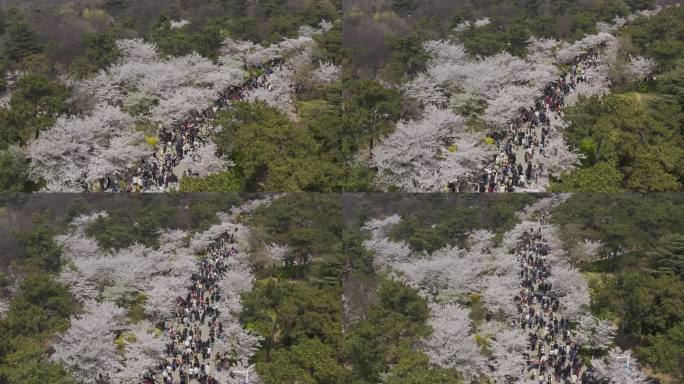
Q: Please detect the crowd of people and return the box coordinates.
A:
[510,211,591,384]
[452,53,605,193]
[89,60,286,193]
[141,229,246,384]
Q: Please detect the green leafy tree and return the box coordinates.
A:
[561,93,684,192]
[3,12,42,64]
[341,80,401,156]
[344,279,432,382]
[69,32,121,78]
[638,321,684,381]
[0,74,70,149]
[592,272,684,338]
[16,215,62,273]
[0,148,38,192]
[258,338,350,384]
[382,35,429,82]
[648,233,684,279]
[383,349,461,384]
[551,162,624,192]
[242,279,342,361]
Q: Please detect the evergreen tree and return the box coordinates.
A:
[648,233,684,278]
[4,13,42,64]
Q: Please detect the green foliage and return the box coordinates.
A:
[180,170,242,192]
[620,6,684,72]
[258,338,350,384]
[552,194,684,259]
[341,79,402,154]
[3,10,42,64]
[0,74,70,150]
[0,148,39,192]
[550,162,625,192]
[242,279,343,362]
[389,195,537,253]
[444,0,636,59]
[211,101,373,192]
[226,0,338,44]
[16,215,62,273]
[592,272,684,340]
[343,278,436,383]
[458,23,510,57]
[381,34,429,82]
[69,32,122,78]
[85,201,179,249]
[312,20,346,65]
[647,233,684,279]
[558,93,684,192]
[382,349,461,384]
[0,239,76,384]
[103,0,130,15]
[553,194,684,378]
[150,16,225,59]
[249,194,343,281]
[0,338,75,384]
[638,320,684,381]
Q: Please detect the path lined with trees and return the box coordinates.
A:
[88,60,287,193]
[146,230,244,384]
[470,53,604,193]
[509,207,590,383]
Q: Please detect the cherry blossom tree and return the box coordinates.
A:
[112,321,167,383]
[526,37,561,65]
[484,85,540,128]
[311,61,342,84]
[176,140,230,177]
[372,107,494,191]
[402,73,448,108]
[488,326,529,382]
[265,243,290,266]
[244,66,295,114]
[423,303,486,377]
[555,32,616,64]
[542,131,583,178]
[574,315,616,352]
[143,275,188,320]
[170,19,191,29]
[51,300,127,384]
[27,104,149,192]
[625,56,655,82]
[362,215,413,267]
[590,348,651,384]
[481,271,520,317]
[548,261,590,318]
[190,221,239,253]
[0,299,9,319]
[582,239,604,260]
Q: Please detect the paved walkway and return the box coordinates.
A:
[88,60,287,193]
[144,230,246,384]
[508,205,590,384]
[454,53,605,193]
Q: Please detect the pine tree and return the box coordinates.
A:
[648,233,684,278]
[4,14,42,64]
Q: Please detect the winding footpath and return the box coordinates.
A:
[508,203,590,384]
[459,52,606,193]
[144,230,243,384]
[89,59,287,193]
